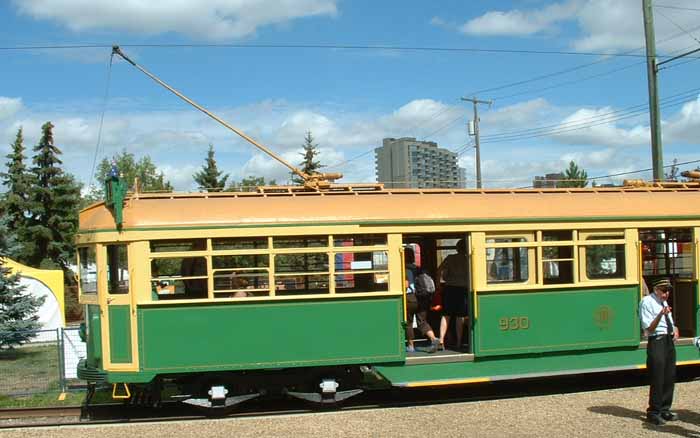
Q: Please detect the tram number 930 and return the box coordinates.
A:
[498,316,530,331]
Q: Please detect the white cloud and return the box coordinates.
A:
[0,97,23,120]
[663,95,700,144]
[454,0,700,54]
[13,0,338,40]
[551,107,648,146]
[158,163,200,191]
[460,1,581,37]
[2,95,696,191]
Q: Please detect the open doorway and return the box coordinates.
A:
[640,228,696,338]
[403,233,472,354]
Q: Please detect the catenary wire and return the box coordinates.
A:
[88,52,115,190]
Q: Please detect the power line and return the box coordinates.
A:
[2,42,699,59]
[466,24,700,98]
[480,87,700,143]
[480,94,693,145]
[655,5,700,12]
[88,52,115,189]
[655,9,700,45]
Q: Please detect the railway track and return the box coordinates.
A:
[1,368,698,430]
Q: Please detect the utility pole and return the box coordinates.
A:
[642,0,664,181]
[461,97,492,189]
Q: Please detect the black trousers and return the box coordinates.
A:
[646,335,676,416]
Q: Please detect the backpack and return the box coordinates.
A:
[414,272,435,299]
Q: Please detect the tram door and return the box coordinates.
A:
[403,234,472,351]
[640,228,697,338]
[100,243,138,369]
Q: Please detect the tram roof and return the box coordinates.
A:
[79,185,700,232]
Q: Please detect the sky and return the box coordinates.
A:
[1,0,699,191]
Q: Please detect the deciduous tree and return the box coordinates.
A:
[84,149,173,205]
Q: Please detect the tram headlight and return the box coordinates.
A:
[694,337,700,350]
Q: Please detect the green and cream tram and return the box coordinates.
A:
[76,179,700,407]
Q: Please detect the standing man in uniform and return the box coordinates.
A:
[639,278,679,426]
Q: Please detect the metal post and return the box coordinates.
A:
[58,327,66,392]
[643,0,664,181]
[461,97,492,189]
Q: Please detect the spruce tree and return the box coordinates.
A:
[193,144,229,192]
[0,216,45,350]
[26,122,82,269]
[292,131,323,185]
[557,160,588,188]
[0,128,33,262]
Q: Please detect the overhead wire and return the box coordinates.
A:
[481,92,699,144]
[0,42,686,57]
[88,52,115,190]
[654,5,700,13]
[466,23,700,99]
[479,86,700,143]
[655,8,700,46]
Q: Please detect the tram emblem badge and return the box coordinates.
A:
[593,305,614,329]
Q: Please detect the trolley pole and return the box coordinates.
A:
[461,97,492,189]
[642,0,664,181]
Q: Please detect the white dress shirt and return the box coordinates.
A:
[640,293,675,337]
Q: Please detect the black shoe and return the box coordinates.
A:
[661,411,678,421]
[647,415,666,426]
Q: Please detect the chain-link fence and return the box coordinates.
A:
[0,327,87,397]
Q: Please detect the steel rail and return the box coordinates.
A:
[2,368,698,430]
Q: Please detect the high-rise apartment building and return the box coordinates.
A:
[374,137,465,189]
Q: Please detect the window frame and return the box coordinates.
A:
[480,228,634,292]
[147,233,394,301]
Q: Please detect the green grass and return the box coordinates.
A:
[0,344,94,407]
[0,391,85,408]
[0,344,60,395]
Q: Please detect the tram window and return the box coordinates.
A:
[640,229,694,278]
[274,236,327,248]
[335,273,389,293]
[106,244,129,295]
[542,231,574,284]
[150,239,207,253]
[78,246,97,295]
[213,255,270,295]
[334,251,389,293]
[214,255,269,269]
[485,237,529,284]
[543,245,574,284]
[334,251,388,271]
[213,270,269,295]
[212,237,267,250]
[585,244,626,279]
[151,256,208,298]
[275,275,329,295]
[333,234,387,247]
[275,253,328,273]
[543,230,573,241]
